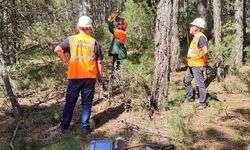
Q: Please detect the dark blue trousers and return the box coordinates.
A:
[184,67,207,106]
[60,79,96,130]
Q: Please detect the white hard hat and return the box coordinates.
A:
[190,18,206,29]
[77,16,92,28]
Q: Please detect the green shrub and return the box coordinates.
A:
[208,34,239,66]
[41,105,60,121]
[122,0,155,52]
[21,21,74,55]
[9,61,66,90]
[95,25,113,54]
[121,51,154,101]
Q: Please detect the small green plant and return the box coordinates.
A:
[160,82,186,109]
[166,107,194,148]
[236,127,246,137]
[243,46,250,62]
[0,143,7,150]
[41,105,60,122]
[207,92,224,116]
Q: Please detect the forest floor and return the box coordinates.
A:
[0,62,250,150]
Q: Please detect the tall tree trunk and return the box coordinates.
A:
[186,0,190,46]
[79,0,91,16]
[0,48,20,117]
[243,0,247,46]
[233,0,244,67]
[213,0,224,81]
[150,0,174,111]
[213,0,221,45]
[0,6,10,65]
[170,0,179,71]
[197,0,207,18]
[10,0,18,64]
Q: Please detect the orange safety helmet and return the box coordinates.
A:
[116,20,128,30]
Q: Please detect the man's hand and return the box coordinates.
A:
[54,46,69,66]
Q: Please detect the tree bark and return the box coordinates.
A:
[170,0,179,71]
[186,0,190,46]
[0,47,20,117]
[197,0,207,18]
[79,0,91,16]
[243,0,247,46]
[233,0,244,67]
[213,0,221,45]
[10,0,18,64]
[150,0,174,111]
[79,0,126,27]
[213,0,224,82]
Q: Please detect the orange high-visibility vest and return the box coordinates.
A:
[114,29,127,45]
[67,34,97,79]
[187,32,207,67]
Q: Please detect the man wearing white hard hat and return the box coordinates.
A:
[184,17,208,110]
[54,16,103,134]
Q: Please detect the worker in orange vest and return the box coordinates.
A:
[54,16,103,134]
[184,18,208,110]
[107,13,128,70]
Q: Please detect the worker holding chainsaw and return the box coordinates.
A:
[107,13,128,70]
[184,18,209,110]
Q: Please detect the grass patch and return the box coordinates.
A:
[40,136,86,150]
[221,75,248,94]
[0,143,8,150]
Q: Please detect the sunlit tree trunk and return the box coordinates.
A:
[170,0,179,71]
[79,0,90,16]
[0,48,20,117]
[213,0,225,81]
[233,0,244,67]
[186,0,190,46]
[197,0,207,18]
[150,0,175,111]
[243,0,247,46]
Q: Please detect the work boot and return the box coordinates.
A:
[82,127,92,135]
[58,127,69,135]
[198,104,207,110]
[185,98,194,103]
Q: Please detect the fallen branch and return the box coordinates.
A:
[33,89,55,108]
[9,120,23,150]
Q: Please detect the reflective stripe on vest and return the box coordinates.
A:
[114,29,127,45]
[187,32,207,67]
[67,34,97,79]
